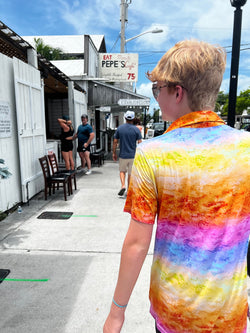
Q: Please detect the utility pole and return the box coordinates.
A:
[120,0,131,90]
[120,0,131,53]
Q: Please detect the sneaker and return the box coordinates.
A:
[77,167,85,174]
[118,188,126,196]
[85,169,92,175]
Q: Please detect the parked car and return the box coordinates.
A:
[241,123,250,132]
[152,122,168,137]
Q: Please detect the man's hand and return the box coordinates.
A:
[112,152,117,162]
[72,133,77,141]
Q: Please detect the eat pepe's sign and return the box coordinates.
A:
[99,53,138,82]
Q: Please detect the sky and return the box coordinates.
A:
[1,0,250,113]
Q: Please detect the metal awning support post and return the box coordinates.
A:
[143,107,147,139]
[227,1,247,127]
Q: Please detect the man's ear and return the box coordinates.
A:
[175,86,183,102]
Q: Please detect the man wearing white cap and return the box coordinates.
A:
[113,110,142,196]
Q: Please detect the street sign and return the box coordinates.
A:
[118,99,150,106]
[96,106,111,112]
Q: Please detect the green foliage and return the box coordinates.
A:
[217,91,229,105]
[0,159,11,179]
[34,38,77,61]
[139,112,151,125]
[34,38,62,60]
[216,88,250,116]
[152,108,160,123]
[236,89,250,114]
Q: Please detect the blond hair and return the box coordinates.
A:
[147,40,226,111]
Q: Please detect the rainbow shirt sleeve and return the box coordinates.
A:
[124,111,250,333]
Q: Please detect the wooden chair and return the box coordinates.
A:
[39,156,70,201]
[47,153,77,194]
[90,144,104,167]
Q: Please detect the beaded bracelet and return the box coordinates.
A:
[112,297,127,309]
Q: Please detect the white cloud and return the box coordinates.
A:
[193,2,233,43]
[129,24,169,51]
[220,78,230,93]
[137,82,153,99]
[73,0,80,7]
[57,0,120,34]
[218,74,250,94]
[237,74,250,92]
[52,0,250,52]
[32,0,250,95]
[137,82,159,114]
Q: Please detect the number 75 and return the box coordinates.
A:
[127,73,136,80]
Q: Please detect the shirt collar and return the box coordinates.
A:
[165,110,225,134]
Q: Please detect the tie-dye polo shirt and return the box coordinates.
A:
[124,111,250,333]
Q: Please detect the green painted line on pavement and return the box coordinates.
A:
[70,215,98,217]
[1,278,49,282]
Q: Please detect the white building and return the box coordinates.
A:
[23,34,148,151]
[0,22,147,212]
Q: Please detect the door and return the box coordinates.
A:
[13,57,46,202]
[70,86,87,168]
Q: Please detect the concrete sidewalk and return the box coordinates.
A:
[0,161,155,333]
[0,161,249,333]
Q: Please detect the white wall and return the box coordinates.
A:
[0,53,21,211]
[86,36,98,78]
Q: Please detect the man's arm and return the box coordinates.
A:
[84,132,95,148]
[72,133,78,141]
[138,129,142,144]
[103,218,153,333]
[112,138,118,162]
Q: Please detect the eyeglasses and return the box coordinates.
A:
[152,82,186,100]
[152,83,168,100]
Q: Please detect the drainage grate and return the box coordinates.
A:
[37,211,73,220]
[0,269,10,284]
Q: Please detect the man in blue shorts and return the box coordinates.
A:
[73,114,94,175]
[113,110,142,196]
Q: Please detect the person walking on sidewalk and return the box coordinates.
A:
[112,110,142,197]
[103,40,250,333]
[73,114,94,175]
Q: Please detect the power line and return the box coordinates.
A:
[224,43,250,48]
[226,47,250,53]
[109,33,121,52]
[136,43,250,54]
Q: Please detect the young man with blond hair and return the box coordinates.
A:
[103,40,250,333]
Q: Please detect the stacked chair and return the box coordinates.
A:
[47,153,77,194]
[39,156,70,201]
[39,154,77,201]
